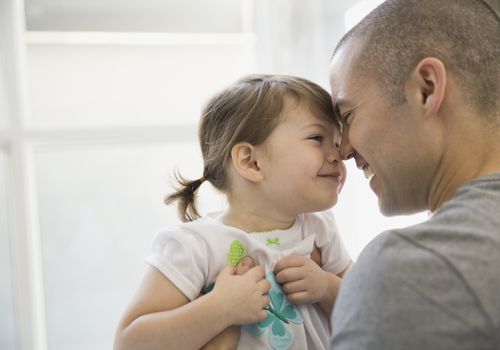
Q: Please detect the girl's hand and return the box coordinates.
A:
[200,257,257,350]
[274,255,339,305]
[212,265,271,326]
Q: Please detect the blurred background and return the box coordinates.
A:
[0,0,427,349]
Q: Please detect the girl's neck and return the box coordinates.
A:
[219,207,296,233]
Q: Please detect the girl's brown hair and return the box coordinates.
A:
[165,74,338,222]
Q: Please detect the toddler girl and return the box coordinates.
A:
[114,74,351,350]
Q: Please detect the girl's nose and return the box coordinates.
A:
[327,154,337,164]
[327,147,341,164]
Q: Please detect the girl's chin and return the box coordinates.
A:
[316,197,339,212]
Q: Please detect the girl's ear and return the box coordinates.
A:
[410,57,446,117]
[230,142,263,182]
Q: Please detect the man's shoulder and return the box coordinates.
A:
[332,224,500,350]
[353,227,424,267]
[341,222,462,295]
[331,176,500,349]
[341,225,425,272]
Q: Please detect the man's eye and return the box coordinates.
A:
[343,112,352,124]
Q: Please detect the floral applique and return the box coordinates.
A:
[244,271,303,350]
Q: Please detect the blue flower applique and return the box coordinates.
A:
[243,271,303,350]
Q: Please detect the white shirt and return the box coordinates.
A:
[146,210,350,350]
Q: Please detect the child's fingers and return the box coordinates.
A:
[257,278,271,295]
[235,256,256,275]
[218,266,236,278]
[274,255,306,273]
[275,266,304,284]
[260,290,270,307]
[286,291,310,305]
[255,309,269,323]
[259,294,270,313]
[245,265,266,282]
[281,280,306,294]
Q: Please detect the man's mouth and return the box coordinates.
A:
[362,165,375,180]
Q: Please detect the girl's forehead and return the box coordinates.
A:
[280,103,337,130]
[281,98,329,119]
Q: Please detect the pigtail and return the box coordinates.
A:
[164,170,205,222]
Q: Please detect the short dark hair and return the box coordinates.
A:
[334,0,500,118]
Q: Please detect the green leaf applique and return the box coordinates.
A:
[227,240,246,267]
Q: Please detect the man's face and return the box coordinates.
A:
[329,40,438,215]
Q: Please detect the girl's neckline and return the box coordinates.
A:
[208,212,301,235]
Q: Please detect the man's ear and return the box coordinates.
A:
[410,57,446,117]
[230,142,263,183]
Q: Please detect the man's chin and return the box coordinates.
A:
[378,196,427,217]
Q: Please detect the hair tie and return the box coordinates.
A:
[199,176,206,183]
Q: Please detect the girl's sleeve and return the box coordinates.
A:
[145,228,209,301]
[308,210,351,274]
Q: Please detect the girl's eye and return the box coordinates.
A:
[308,135,323,142]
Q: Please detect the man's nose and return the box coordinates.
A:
[339,134,356,160]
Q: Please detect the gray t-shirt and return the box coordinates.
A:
[331,173,500,350]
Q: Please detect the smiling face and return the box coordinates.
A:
[329,39,441,215]
[255,97,346,215]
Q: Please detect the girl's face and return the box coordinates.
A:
[255,98,346,215]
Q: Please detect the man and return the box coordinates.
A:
[329,0,500,349]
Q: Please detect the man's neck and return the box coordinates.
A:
[428,123,500,211]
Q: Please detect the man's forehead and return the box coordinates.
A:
[329,42,362,100]
[329,39,374,110]
[329,69,357,108]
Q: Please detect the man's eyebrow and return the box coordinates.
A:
[332,98,353,127]
[332,99,344,121]
[334,99,355,122]
[334,98,348,111]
